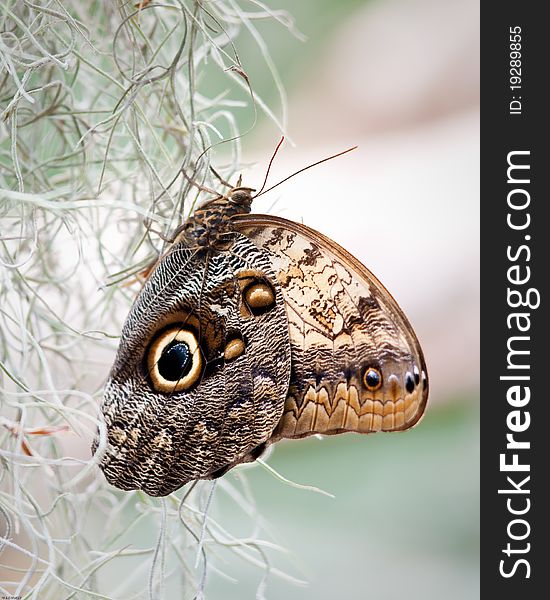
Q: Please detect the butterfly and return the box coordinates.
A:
[93,151,428,497]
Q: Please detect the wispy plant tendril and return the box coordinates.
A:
[0,1,305,597]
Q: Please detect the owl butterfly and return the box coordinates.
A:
[93,145,428,497]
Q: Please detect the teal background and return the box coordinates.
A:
[205,0,480,597]
[206,400,479,599]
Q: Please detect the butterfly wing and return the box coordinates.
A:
[95,233,291,496]
[233,214,428,441]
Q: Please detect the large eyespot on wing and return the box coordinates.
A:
[147,326,204,393]
[233,214,428,441]
[94,235,292,496]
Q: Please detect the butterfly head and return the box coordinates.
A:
[226,186,255,210]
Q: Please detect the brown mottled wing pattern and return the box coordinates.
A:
[233,214,428,440]
[95,233,291,496]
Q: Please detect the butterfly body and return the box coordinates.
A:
[94,187,428,496]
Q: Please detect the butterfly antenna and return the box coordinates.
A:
[255,145,358,199]
[253,136,285,198]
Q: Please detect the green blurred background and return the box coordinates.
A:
[208,401,479,599]
[205,0,480,598]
